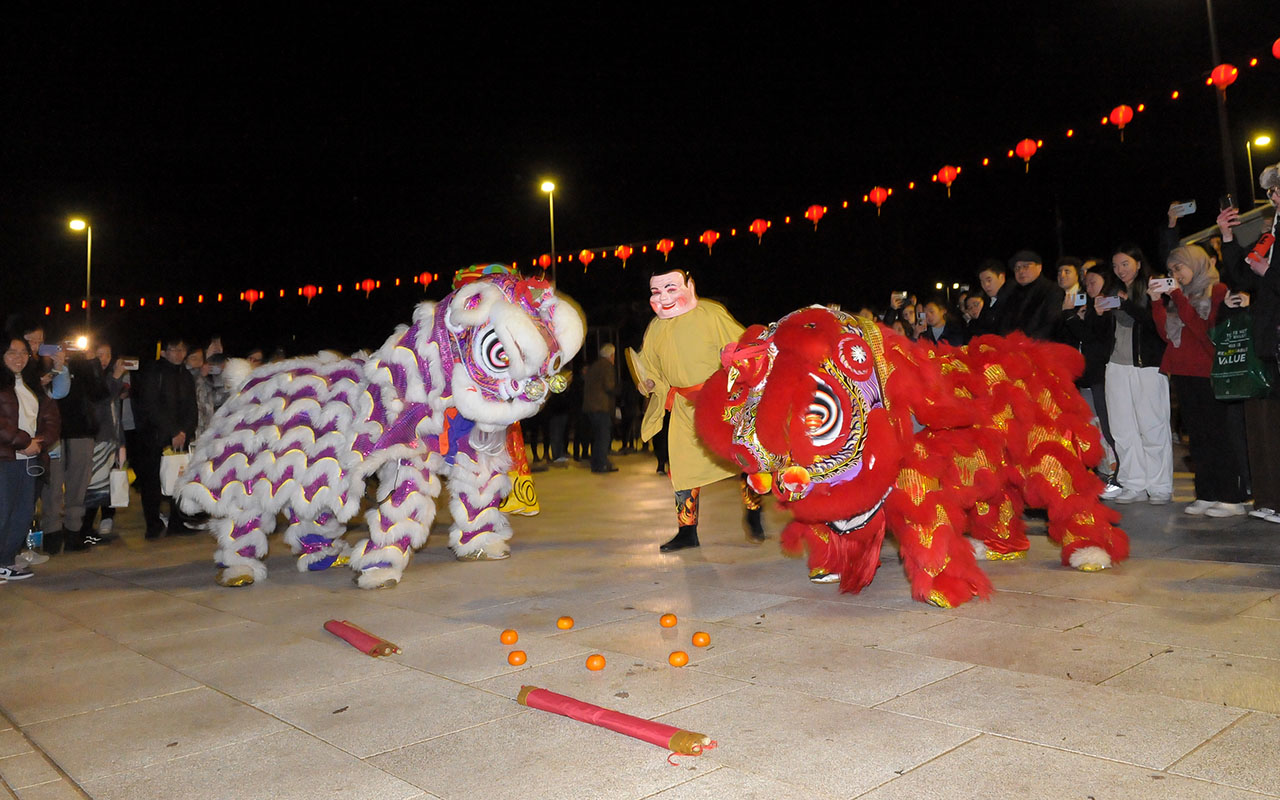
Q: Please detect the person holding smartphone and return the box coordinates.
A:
[1063,268,1122,495]
[0,338,61,580]
[1099,244,1170,505]
[1152,245,1247,516]
[1217,164,1280,523]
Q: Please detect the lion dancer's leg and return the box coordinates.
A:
[281,509,350,572]
[886,467,993,608]
[213,509,277,588]
[742,475,767,544]
[659,488,700,552]
[1023,442,1129,571]
[349,456,441,588]
[448,436,515,562]
[967,490,1030,563]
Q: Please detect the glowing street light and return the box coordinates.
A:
[69,218,92,332]
[1247,135,1273,205]
[541,180,556,284]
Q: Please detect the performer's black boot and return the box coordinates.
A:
[745,509,766,544]
[659,525,700,552]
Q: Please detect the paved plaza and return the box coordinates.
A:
[2,453,1280,799]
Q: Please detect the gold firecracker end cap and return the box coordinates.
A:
[216,569,254,588]
[516,685,540,706]
[666,730,712,756]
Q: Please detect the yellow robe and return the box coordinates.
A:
[638,300,745,491]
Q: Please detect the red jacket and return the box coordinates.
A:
[1153,283,1226,377]
[0,384,62,462]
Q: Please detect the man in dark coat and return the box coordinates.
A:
[132,336,197,538]
[1000,249,1066,340]
[971,259,1014,336]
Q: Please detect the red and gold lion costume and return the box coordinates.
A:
[694,306,1129,608]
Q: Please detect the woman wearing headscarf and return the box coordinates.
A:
[1153,245,1247,516]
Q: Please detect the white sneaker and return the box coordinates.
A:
[98,517,114,535]
[1099,482,1124,500]
[17,549,49,566]
[1112,489,1147,504]
[1205,502,1248,518]
[1263,511,1280,524]
[1248,506,1277,520]
[1183,499,1215,516]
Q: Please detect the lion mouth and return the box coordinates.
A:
[826,488,891,533]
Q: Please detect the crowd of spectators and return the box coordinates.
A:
[2,166,1278,581]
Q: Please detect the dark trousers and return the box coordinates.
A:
[653,411,671,470]
[1173,375,1248,503]
[1245,392,1280,509]
[588,411,613,471]
[134,444,185,533]
[548,413,569,460]
[0,460,38,568]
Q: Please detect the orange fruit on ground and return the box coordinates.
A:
[691,631,711,647]
[659,613,678,628]
[668,650,689,667]
[586,654,606,671]
[556,616,575,630]
[500,629,519,645]
[507,650,527,666]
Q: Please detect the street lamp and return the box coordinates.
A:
[541,180,556,284]
[1246,135,1273,205]
[69,218,92,332]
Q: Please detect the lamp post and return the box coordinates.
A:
[69,219,92,332]
[1246,135,1273,205]
[541,180,556,284]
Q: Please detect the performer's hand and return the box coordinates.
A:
[172,432,187,450]
[644,379,655,391]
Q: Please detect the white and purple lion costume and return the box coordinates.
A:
[178,264,583,589]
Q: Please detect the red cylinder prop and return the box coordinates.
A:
[517,686,712,755]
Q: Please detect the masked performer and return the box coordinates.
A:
[632,269,764,551]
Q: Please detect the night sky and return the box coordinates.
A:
[4,3,1277,354]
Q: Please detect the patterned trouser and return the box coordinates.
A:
[673,475,763,526]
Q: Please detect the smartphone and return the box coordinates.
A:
[37,343,61,357]
[1073,293,1088,307]
[1097,296,1122,310]
[119,358,140,371]
[916,310,926,323]
[892,291,908,303]
[1170,200,1196,217]
[1149,277,1177,293]
[1219,194,1236,211]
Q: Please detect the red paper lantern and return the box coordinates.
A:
[302,284,318,304]
[244,289,261,309]
[937,165,958,196]
[804,204,825,229]
[868,186,889,215]
[538,254,552,269]
[417,271,434,289]
[1273,38,1280,60]
[749,218,768,243]
[1209,63,1238,88]
[360,278,376,297]
[656,238,675,260]
[578,249,595,271]
[1108,105,1134,140]
[1015,139,1038,172]
[614,244,633,268]
[699,230,719,253]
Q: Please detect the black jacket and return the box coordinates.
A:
[1221,230,1280,367]
[1113,295,1166,369]
[133,358,197,447]
[970,281,1014,336]
[1000,274,1066,340]
[1062,306,1114,386]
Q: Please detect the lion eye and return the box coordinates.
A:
[806,376,842,447]
[480,329,509,373]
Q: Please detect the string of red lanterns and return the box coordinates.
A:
[40,38,1279,316]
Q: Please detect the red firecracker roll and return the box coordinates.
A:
[517,685,712,755]
[324,619,402,656]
